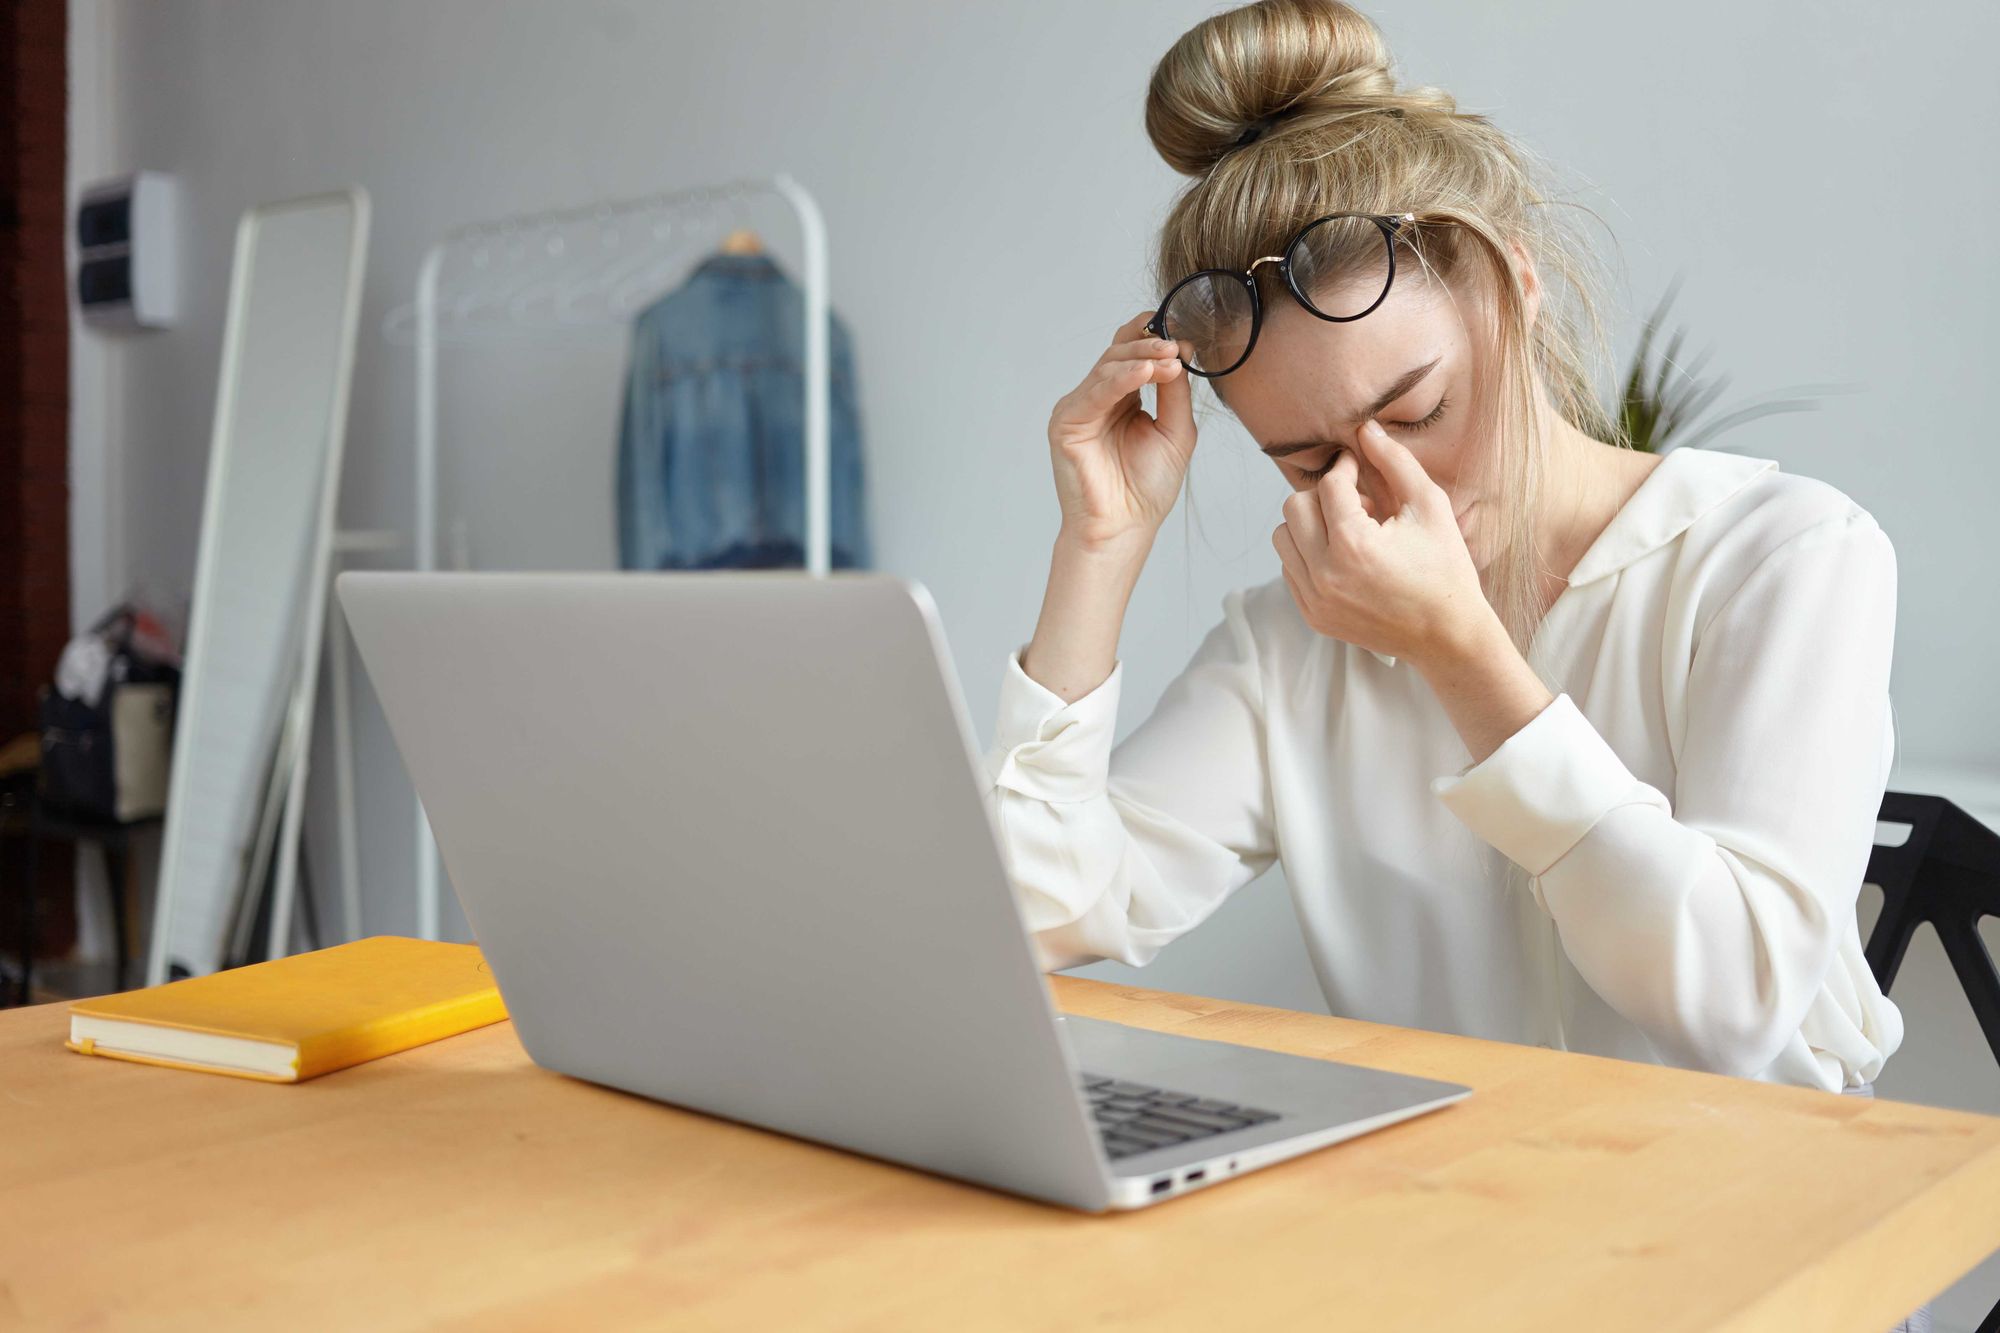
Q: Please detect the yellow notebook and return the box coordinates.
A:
[64,935,508,1083]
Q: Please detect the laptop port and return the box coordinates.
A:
[1185,1169,1206,1183]
[1151,1177,1172,1195]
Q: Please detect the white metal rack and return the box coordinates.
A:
[368,173,834,941]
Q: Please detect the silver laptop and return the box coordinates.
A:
[336,569,1471,1211]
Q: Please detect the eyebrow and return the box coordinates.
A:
[1259,355,1445,457]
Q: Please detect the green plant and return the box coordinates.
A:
[1618,275,1856,453]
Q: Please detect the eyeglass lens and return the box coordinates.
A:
[1157,275,1256,377]
[1157,214,1394,376]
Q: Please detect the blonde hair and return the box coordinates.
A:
[1145,0,1628,652]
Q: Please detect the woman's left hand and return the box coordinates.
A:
[1272,419,1491,666]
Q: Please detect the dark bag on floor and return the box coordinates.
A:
[37,607,179,823]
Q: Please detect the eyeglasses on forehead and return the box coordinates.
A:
[1147,211,1417,379]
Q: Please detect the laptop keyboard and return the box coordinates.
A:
[1078,1071,1283,1160]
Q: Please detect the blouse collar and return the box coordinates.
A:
[1562,446,1777,588]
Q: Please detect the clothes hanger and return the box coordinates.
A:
[719,226,765,254]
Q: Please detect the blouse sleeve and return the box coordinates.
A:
[982,587,1280,973]
[1430,511,1897,1078]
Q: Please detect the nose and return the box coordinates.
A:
[1341,444,1399,515]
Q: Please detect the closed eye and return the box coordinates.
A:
[1296,395,1451,482]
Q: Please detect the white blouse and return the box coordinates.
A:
[982,446,1905,1094]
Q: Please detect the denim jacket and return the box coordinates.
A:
[616,250,871,570]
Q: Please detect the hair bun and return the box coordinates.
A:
[1145,0,1421,176]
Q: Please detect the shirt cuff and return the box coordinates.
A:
[985,645,1122,803]
[1429,692,1663,882]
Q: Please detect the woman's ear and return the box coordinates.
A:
[1508,237,1542,333]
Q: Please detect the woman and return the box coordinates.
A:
[987,6,1919,1320]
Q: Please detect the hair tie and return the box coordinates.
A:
[1231,113,1283,151]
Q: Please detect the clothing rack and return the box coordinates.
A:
[376,173,833,941]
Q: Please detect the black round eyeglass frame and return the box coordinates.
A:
[1146,211,1418,379]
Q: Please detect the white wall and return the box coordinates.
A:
[67,2,2000,1321]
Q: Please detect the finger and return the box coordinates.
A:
[1353,419,1447,519]
[1105,334,1184,365]
[1153,339,1195,449]
[1316,448,1369,528]
[1118,310,1159,343]
[1279,560,1307,613]
[1064,357,1178,421]
[1279,484,1327,562]
[1135,311,1201,370]
[1272,522,1310,590]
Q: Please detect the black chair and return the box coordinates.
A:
[0,791,160,1006]
[1866,793,2000,1067]
[1862,791,2000,1333]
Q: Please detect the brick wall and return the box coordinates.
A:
[2,0,76,962]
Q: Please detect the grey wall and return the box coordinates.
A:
[67,1,1999,1322]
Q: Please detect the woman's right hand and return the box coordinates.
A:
[1044,311,1198,554]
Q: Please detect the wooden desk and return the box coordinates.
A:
[4,975,1999,1331]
